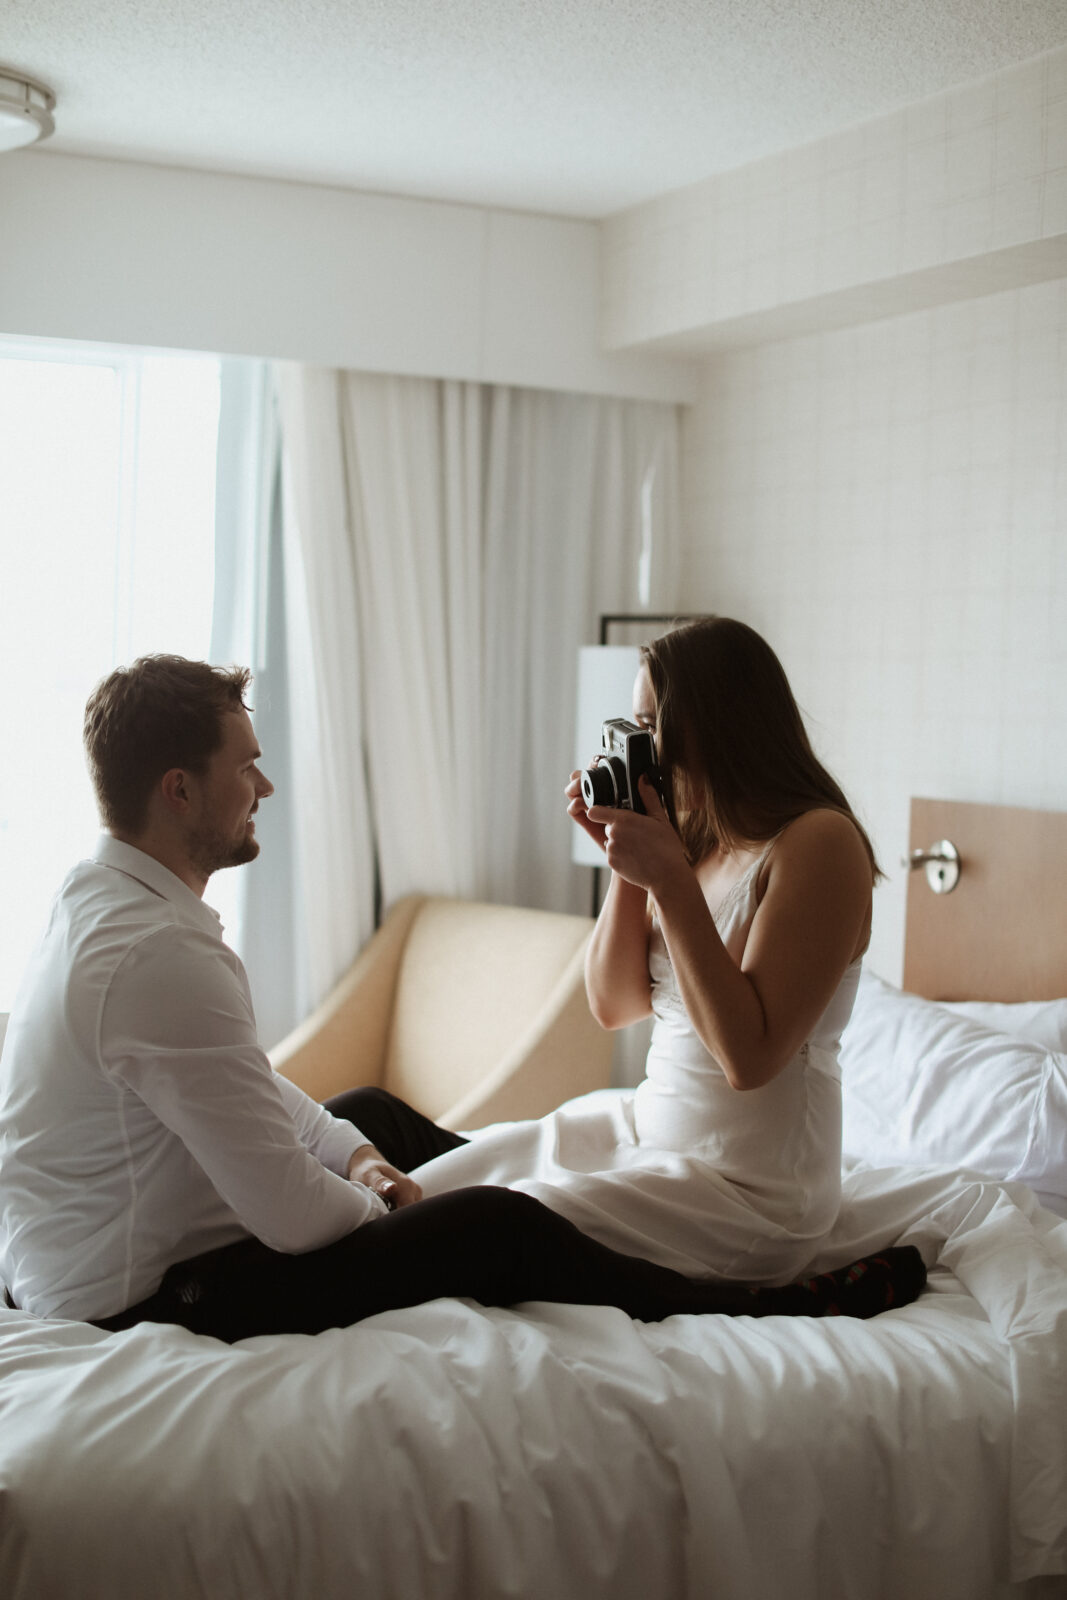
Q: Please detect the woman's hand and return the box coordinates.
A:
[347,1145,422,1210]
[565,769,609,854]
[587,775,689,897]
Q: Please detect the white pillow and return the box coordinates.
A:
[840,971,1067,1210]
[935,997,1067,1054]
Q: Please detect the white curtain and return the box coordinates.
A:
[276,367,378,1018]
[276,365,680,1010]
[210,359,306,1048]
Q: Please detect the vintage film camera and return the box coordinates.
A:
[580,719,661,815]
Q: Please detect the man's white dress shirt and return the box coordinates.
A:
[0,837,384,1321]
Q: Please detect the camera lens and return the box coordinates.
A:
[581,758,623,809]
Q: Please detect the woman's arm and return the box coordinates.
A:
[566,771,653,1029]
[594,782,872,1089]
[584,873,653,1029]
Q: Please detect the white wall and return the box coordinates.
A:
[603,48,1067,352]
[600,44,1067,980]
[681,278,1067,982]
[0,150,696,403]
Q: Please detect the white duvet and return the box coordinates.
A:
[1,1160,1065,1600]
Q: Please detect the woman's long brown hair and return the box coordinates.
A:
[641,617,882,880]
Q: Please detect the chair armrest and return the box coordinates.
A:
[438,940,613,1130]
[270,895,425,1102]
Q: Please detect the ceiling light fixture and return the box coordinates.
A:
[0,68,56,152]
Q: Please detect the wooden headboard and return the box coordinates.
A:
[902,797,1067,1002]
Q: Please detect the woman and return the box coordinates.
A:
[412,617,879,1286]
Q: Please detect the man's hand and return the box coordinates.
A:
[346,1145,422,1210]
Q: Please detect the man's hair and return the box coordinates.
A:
[84,655,252,834]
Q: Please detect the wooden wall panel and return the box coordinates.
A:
[903,797,1067,1001]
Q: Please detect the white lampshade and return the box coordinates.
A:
[572,645,642,866]
[0,71,56,153]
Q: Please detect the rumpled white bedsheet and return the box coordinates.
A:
[0,1161,1064,1600]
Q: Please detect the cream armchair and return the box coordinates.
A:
[270,895,613,1130]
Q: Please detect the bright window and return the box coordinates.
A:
[0,338,225,1009]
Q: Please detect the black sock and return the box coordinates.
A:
[752,1246,927,1320]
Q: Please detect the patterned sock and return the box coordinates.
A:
[790,1245,927,1318]
[744,1245,928,1320]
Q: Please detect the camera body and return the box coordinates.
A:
[580,719,660,815]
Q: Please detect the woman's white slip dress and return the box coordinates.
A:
[414,850,862,1284]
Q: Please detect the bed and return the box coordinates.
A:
[1,797,1065,1600]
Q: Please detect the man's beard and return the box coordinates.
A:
[189,821,260,880]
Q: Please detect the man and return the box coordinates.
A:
[0,656,922,1341]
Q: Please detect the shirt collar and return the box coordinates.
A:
[91,835,223,938]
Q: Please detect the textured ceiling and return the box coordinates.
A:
[6,1,1067,217]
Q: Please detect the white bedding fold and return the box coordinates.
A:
[0,1164,1063,1600]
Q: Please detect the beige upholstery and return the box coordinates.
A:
[270,895,613,1130]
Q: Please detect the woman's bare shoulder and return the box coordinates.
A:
[765,808,872,880]
[756,810,873,961]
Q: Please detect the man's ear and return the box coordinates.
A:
[158,768,192,815]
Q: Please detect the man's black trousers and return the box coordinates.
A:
[96,1086,774,1340]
